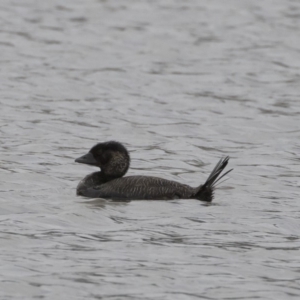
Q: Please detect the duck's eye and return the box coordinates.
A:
[100,151,111,164]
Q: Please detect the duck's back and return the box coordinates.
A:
[81,176,196,200]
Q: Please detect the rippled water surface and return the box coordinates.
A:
[1,0,300,299]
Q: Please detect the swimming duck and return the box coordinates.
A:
[75,141,232,201]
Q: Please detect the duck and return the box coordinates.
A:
[75,141,232,202]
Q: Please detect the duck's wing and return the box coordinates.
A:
[80,176,194,200]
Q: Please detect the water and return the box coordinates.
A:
[1,0,300,299]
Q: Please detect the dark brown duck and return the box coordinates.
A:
[75,141,232,201]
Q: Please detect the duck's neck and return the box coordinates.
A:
[86,171,116,186]
[76,171,121,196]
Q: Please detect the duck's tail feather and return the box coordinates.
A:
[194,156,232,202]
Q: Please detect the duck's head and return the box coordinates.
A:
[75,141,130,179]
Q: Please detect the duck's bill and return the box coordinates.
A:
[75,152,98,166]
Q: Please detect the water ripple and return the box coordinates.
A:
[1,0,300,299]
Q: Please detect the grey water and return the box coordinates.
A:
[1,0,300,299]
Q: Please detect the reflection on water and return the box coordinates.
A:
[1,0,300,299]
